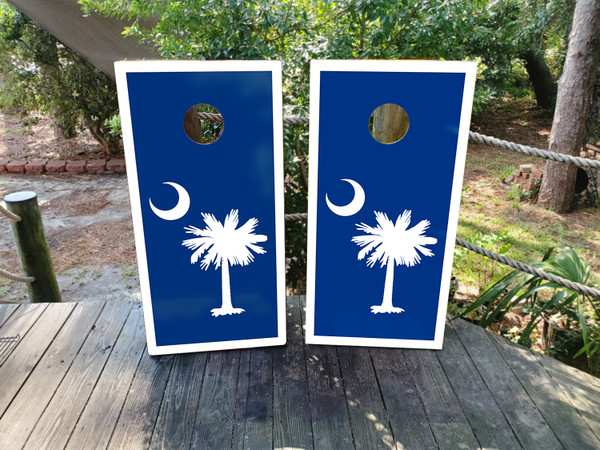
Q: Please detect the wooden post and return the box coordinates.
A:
[371,103,409,144]
[183,107,204,144]
[4,191,61,303]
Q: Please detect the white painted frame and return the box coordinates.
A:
[115,60,286,355]
[306,59,477,349]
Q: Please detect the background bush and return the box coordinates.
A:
[0,1,121,155]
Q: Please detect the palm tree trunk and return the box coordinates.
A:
[221,258,233,310]
[380,257,395,308]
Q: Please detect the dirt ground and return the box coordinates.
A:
[0,173,139,302]
[0,113,137,302]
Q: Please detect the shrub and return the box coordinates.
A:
[0,2,121,155]
[459,247,600,374]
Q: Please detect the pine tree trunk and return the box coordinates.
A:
[537,0,600,212]
[522,49,557,109]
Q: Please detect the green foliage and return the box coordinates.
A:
[459,247,600,371]
[77,0,573,291]
[0,1,120,155]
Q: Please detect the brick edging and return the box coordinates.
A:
[503,163,543,193]
[0,159,126,175]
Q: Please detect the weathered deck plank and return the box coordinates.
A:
[490,331,600,449]
[371,347,438,449]
[305,343,353,449]
[232,348,274,449]
[404,348,481,449]
[452,318,562,449]
[534,348,600,441]
[436,322,522,449]
[0,303,20,328]
[337,345,395,449]
[149,352,207,449]
[190,351,240,449]
[0,299,599,449]
[0,303,72,416]
[65,303,145,449]
[24,301,135,450]
[0,302,104,449]
[108,351,174,449]
[272,295,313,449]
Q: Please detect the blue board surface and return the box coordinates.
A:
[307,60,476,349]
[115,61,285,354]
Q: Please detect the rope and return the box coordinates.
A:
[468,131,600,170]
[0,204,21,222]
[197,112,224,122]
[282,214,600,298]
[283,116,309,125]
[198,112,308,125]
[198,112,599,169]
[285,212,308,221]
[234,115,600,297]
[456,238,600,299]
[0,267,35,283]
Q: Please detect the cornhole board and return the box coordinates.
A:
[306,60,476,349]
[115,60,286,355]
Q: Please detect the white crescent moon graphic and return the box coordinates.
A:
[149,182,191,221]
[326,178,366,217]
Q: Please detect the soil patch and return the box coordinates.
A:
[43,188,111,216]
[48,220,136,272]
[471,97,554,148]
[0,113,106,161]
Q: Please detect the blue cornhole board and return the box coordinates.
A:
[306,60,476,349]
[115,61,286,355]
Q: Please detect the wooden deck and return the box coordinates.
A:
[0,297,599,449]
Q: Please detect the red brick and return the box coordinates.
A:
[46,160,67,173]
[520,164,533,173]
[513,169,521,177]
[0,159,9,173]
[25,159,48,174]
[86,159,106,174]
[66,160,87,173]
[532,168,543,179]
[6,160,27,173]
[522,181,534,192]
[106,159,126,173]
[522,172,530,180]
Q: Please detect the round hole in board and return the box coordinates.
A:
[368,103,409,144]
[183,103,224,144]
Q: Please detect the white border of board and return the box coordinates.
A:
[114,60,286,355]
[306,59,477,349]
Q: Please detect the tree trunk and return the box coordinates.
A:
[220,258,232,310]
[537,0,600,213]
[522,49,557,109]
[381,257,395,309]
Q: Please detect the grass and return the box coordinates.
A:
[453,142,600,299]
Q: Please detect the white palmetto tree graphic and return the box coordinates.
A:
[352,210,437,314]
[182,209,267,317]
